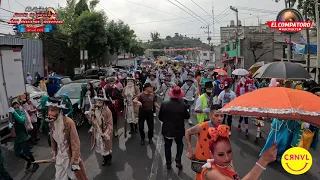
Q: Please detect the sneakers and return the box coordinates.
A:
[237,127,241,132]
[188,119,193,125]
[88,126,93,133]
[26,161,32,169]
[153,113,156,117]
[114,131,118,137]
[229,131,231,136]
[245,132,249,136]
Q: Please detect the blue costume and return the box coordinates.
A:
[260,118,297,161]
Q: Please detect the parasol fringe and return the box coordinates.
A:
[220,106,320,116]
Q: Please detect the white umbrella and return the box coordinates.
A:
[232,69,249,76]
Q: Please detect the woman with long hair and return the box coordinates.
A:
[82,82,97,112]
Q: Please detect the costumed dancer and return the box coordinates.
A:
[38,95,51,146]
[195,81,214,123]
[46,97,88,180]
[61,94,73,117]
[87,95,113,166]
[122,77,140,135]
[105,77,124,137]
[8,101,39,172]
[213,75,225,100]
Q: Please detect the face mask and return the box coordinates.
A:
[46,114,59,122]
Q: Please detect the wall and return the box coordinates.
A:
[0,36,44,78]
[220,40,240,59]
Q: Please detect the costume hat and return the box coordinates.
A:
[168,86,185,98]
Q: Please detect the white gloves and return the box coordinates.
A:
[71,164,80,171]
[8,107,14,113]
[84,111,91,115]
[8,122,13,129]
[65,114,68,117]
[203,108,211,113]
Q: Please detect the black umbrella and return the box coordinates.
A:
[253,61,311,80]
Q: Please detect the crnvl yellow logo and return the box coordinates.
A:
[281,147,312,175]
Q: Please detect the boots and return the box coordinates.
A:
[102,154,112,166]
[134,124,138,132]
[129,123,134,134]
[19,155,31,169]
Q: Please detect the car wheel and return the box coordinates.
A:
[73,111,84,127]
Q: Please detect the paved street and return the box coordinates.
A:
[1,114,320,180]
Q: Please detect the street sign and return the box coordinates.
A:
[84,50,88,60]
[80,50,83,60]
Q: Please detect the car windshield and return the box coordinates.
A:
[55,83,81,99]
[26,85,41,94]
[61,78,72,84]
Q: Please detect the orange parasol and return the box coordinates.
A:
[214,68,227,76]
[219,87,320,127]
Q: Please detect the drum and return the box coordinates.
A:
[183,97,194,106]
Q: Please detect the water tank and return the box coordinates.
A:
[230,20,235,27]
[238,20,242,26]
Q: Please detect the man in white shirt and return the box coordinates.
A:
[181,78,197,125]
[26,72,32,84]
[218,83,236,135]
[159,76,176,101]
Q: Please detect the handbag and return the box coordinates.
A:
[191,159,207,173]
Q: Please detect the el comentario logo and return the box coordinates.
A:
[281,147,312,175]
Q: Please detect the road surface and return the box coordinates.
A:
[1,114,320,180]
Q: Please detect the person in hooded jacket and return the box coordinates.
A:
[38,95,51,146]
[61,94,73,117]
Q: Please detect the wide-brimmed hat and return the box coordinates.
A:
[205,81,213,89]
[94,94,108,101]
[143,83,152,90]
[168,86,185,98]
[46,97,68,109]
[106,77,117,83]
[126,77,135,81]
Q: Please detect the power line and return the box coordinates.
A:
[0,7,14,14]
[13,0,25,8]
[167,0,207,25]
[190,0,211,17]
[171,0,209,24]
[129,15,211,25]
[98,3,119,20]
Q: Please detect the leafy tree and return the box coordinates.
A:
[151,31,161,42]
[56,0,77,35]
[130,42,145,57]
[72,10,108,67]
[75,0,89,16]
[89,0,100,10]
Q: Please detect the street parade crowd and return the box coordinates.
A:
[0,60,319,180]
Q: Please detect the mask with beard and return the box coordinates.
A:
[127,81,134,87]
[206,89,213,96]
[46,114,59,123]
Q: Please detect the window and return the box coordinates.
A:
[233,42,237,50]
[226,45,230,51]
[203,53,208,56]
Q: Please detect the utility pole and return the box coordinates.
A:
[201,25,212,45]
[230,6,239,68]
[212,2,214,39]
[304,3,311,72]
[315,1,320,83]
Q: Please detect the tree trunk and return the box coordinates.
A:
[252,50,257,63]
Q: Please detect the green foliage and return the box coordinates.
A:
[296,0,316,22]
[72,11,108,66]
[75,0,90,16]
[56,0,77,35]
[89,0,99,10]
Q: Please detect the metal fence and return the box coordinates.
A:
[0,36,44,80]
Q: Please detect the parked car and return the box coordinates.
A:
[85,68,108,79]
[46,76,72,97]
[25,84,47,119]
[54,79,100,127]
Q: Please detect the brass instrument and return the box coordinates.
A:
[173,61,180,70]
[156,59,166,67]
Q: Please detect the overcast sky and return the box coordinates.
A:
[0,0,287,44]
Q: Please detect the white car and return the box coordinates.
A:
[26,84,47,118]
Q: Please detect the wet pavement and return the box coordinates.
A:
[1,114,320,180]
